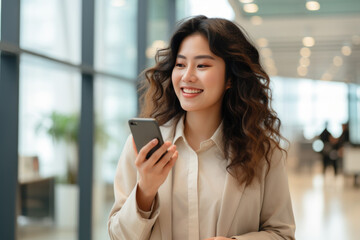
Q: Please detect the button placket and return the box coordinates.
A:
[187,150,199,239]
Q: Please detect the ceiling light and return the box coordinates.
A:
[321,73,332,81]
[299,57,310,67]
[243,3,259,13]
[250,16,263,25]
[239,0,253,3]
[306,1,320,11]
[146,48,156,59]
[146,40,167,59]
[297,66,308,76]
[300,47,311,57]
[341,46,352,56]
[302,37,315,47]
[153,40,167,48]
[112,0,126,7]
[257,38,268,48]
[333,56,343,67]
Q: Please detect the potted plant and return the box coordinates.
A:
[36,111,109,228]
[36,111,110,184]
[36,111,79,184]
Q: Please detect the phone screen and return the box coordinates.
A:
[128,118,164,159]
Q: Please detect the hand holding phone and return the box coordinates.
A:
[128,118,178,211]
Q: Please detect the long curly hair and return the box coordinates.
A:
[139,15,286,186]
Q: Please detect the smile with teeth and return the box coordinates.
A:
[182,88,203,94]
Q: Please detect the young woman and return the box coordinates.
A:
[108,15,295,240]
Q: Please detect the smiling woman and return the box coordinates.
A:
[108,15,295,240]
[172,33,228,119]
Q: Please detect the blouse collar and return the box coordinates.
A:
[172,115,225,156]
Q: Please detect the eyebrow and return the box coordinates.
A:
[177,54,215,60]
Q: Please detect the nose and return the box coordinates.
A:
[181,66,197,82]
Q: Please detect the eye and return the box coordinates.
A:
[197,64,209,68]
[175,63,185,68]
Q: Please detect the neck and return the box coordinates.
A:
[184,110,222,151]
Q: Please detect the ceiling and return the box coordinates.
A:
[238,0,360,17]
[228,0,360,83]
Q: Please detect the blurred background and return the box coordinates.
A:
[0,0,359,240]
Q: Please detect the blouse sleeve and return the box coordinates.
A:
[107,135,160,240]
[232,149,296,240]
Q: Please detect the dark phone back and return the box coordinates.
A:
[128,118,164,158]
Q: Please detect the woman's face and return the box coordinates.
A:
[171,33,228,115]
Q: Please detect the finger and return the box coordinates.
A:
[162,150,178,173]
[147,141,172,166]
[137,138,159,164]
[155,145,177,168]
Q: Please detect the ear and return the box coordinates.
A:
[225,79,231,89]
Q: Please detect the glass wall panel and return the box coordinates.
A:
[271,76,349,141]
[20,0,81,63]
[176,0,235,21]
[17,54,81,240]
[146,0,169,67]
[95,0,137,79]
[93,76,137,240]
[349,84,360,144]
[176,0,188,21]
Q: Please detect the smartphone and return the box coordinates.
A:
[128,118,165,159]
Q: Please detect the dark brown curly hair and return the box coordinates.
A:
[139,15,286,186]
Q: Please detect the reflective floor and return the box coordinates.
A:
[18,163,360,240]
[289,163,360,240]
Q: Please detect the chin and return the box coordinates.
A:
[179,103,198,112]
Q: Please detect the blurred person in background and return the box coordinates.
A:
[333,122,350,174]
[108,15,295,240]
[319,121,338,175]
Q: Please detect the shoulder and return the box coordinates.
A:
[259,144,287,179]
[264,148,289,190]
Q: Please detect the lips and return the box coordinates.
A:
[181,87,203,94]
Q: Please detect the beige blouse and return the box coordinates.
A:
[171,118,227,239]
[108,117,296,240]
